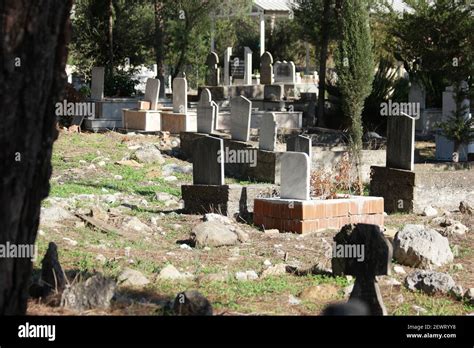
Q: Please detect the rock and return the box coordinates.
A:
[459,201,472,215]
[131,144,165,164]
[158,264,193,281]
[394,224,454,268]
[263,260,272,267]
[118,268,150,287]
[203,213,232,224]
[264,229,280,235]
[233,228,250,243]
[450,285,464,300]
[464,288,474,305]
[412,305,428,315]
[180,244,193,251]
[162,163,192,176]
[156,192,174,202]
[405,270,456,295]
[288,295,301,305]
[91,206,108,221]
[192,221,239,248]
[201,271,230,282]
[173,290,213,316]
[393,265,406,274]
[299,284,340,301]
[115,160,144,168]
[235,270,258,281]
[443,222,469,236]
[40,206,74,226]
[114,175,123,180]
[97,160,106,167]
[40,242,66,296]
[261,263,287,278]
[62,237,78,247]
[96,254,107,264]
[123,217,153,234]
[61,274,116,311]
[344,284,354,298]
[164,176,178,182]
[423,206,438,217]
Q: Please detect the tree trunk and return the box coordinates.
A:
[0,0,72,315]
[154,0,166,98]
[316,0,332,128]
[107,0,115,77]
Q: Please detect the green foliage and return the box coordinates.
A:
[104,69,140,97]
[335,0,375,164]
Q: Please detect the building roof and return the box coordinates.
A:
[253,0,295,14]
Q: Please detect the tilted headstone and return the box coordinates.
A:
[224,47,233,86]
[144,78,160,110]
[192,135,225,186]
[173,77,188,114]
[197,88,218,134]
[244,47,253,85]
[260,51,274,85]
[230,96,252,142]
[386,114,415,171]
[332,224,393,316]
[274,61,296,84]
[280,152,310,200]
[91,67,105,100]
[206,52,220,86]
[259,113,277,151]
[287,135,312,161]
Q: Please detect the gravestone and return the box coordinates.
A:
[280,152,310,200]
[244,47,253,85]
[144,78,160,110]
[91,67,105,100]
[193,135,224,185]
[197,88,217,134]
[274,61,296,84]
[332,224,393,316]
[206,52,220,86]
[264,85,284,101]
[224,47,233,86]
[230,96,252,142]
[287,135,312,160]
[260,51,274,85]
[386,114,415,171]
[173,77,188,114]
[259,113,277,151]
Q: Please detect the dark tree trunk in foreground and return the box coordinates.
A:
[0,0,72,315]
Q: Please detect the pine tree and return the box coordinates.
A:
[335,0,374,193]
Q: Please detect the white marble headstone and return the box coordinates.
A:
[173,77,188,114]
[259,113,277,151]
[224,47,233,86]
[144,78,160,110]
[197,88,217,134]
[274,61,296,84]
[280,152,310,200]
[244,47,253,85]
[230,96,252,142]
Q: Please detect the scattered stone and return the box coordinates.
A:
[393,265,406,274]
[61,274,116,311]
[412,305,428,315]
[263,259,272,267]
[162,163,192,176]
[131,144,165,164]
[173,290,213,316]
[192,221,239,248]
[114,175,123,180]
[235,270,258,281]
[155,192,174,202]
[405,270,456,295]
[118,268,150,287]
[450,285,464,300]
[394,224,454,269]
[62,237,78,247]
[423,205,438,217]
[464,288,474,305]
[91,206,108,221]
[459,201,472,215]
[115,160,143,168]
[158,264,193,281]
[299,284,339,302]
[288,295,301,305]
[97,160,106,167]
[264,229,280,235]
[164,176,178,182]
[443,222,469,236]
[40,207,74,226]
[203,213,232,224]
[233,228,250,243]
[201,271,230,282]
[378,276,401,288]
[123,217,153,234]
[261,263,287,278]
[180,244,193,251]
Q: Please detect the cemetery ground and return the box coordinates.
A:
[28,131,474,316]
